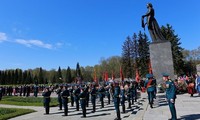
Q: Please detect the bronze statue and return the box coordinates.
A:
[142,3,166,42]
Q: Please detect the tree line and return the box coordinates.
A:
[0,24,200,85]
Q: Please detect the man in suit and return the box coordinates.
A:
[42,87,51,115]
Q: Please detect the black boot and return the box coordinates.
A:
[117,111,121,120]
[122,105,125,113]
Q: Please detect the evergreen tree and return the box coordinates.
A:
[137,32,150,77]
[38,67,44,84]
[161,24,184,75]
[131,33,139,77]
[57,66,63,83]
[66,66,72,83]
[121,36,133,78]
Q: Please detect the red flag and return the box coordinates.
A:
[148,60,153,74]
[120,66,124,81]
[105,71,108,81]
[135,68,140,82]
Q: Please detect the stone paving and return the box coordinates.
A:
[1,92,200,120]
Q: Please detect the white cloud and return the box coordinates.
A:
[15,39,53,49]
[0,32,7,42]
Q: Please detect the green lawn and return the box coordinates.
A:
[0,96,58,107]
[0,107,35,120]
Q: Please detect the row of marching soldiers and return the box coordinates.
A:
[42,81,139,120]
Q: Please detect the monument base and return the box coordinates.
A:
[150,41,175,84]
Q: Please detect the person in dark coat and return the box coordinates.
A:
[69,86,74,107]
[163,73,177,120]
[74,85,80,111]
[56,85,63,110]
[90,84,97,113]
[85,85,90,107]
[120,85,126,113]
[126,83,131,109]
[114,82,121,120]
[105,86,111,105]
[79,87,87,118]
[98,85,105,108]
[144,74,156,108]
[61,85,70,116]
[42,87,51,115]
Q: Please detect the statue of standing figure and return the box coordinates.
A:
[142,3,166,43]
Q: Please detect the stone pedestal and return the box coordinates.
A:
[149,41,175,84]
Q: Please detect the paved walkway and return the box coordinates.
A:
[1,92,200,120]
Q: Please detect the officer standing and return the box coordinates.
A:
[144,74,156,108]
[90,83,97,113]
[42,87,51,115]
[69,85,74,107]
[114,82,121,120]
[98,85,105,108]
[79,87,87,118]
[56,85,63,110]
[126,82,131,109]
[74,85,81,111]
[105,85,111,105]
[61,85,70,116]
[163,73,177,120]
[34,85,39,97]
[85,85,90,107]
[120,85,126,113]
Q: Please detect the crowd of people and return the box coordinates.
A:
[42,81,139,120]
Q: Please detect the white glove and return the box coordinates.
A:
[170,99,174,103]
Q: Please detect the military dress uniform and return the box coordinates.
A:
[79,88,87,118]
[90,85,97,112]
[120,87,126,113]
[56,86,63,110]
[98,86,105,108]
[105,87,111,105]
[144,74,156,108]
[85,86,90,107]
[61,86,70,116]
[114,84,121,120]
[126,85,131,109]
[69,86,74,107]
[74,86,81,111]
[42,87,51,114]
[163,74,177,120]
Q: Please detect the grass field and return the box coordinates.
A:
[0,107,35,120]
[0,96,58,107]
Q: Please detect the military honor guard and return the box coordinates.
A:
[69,85,74,107]
[120,85,126,113]
[105,85,111,105]
[74,85,81,111]
[126,82,132,109]
[42,87,51,115]
[56,85,63,110]
[85,85,90,107]
[144,74,156,108]
[79,87,87,118]
[163,73,177,120]
[98,85,105,108]
[61,85,70,116]
[90,83,97,113]
[114,82,121,120]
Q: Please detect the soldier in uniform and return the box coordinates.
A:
[120,85,126,113]
[105,85,111,105]
[90,83,97,113]
[163,73,177,120]
[126,82,131,109]
[79,87,87,118]
[56,85,63,110]
[42,87,51,115]
[114,82,121,120]
[74,85,81,111]
[61,85,70,116]
[98,84,105,108]
[69,85,74,107]
[144,74,156,108]
[34,85,39,97]
[85,85,90,107]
